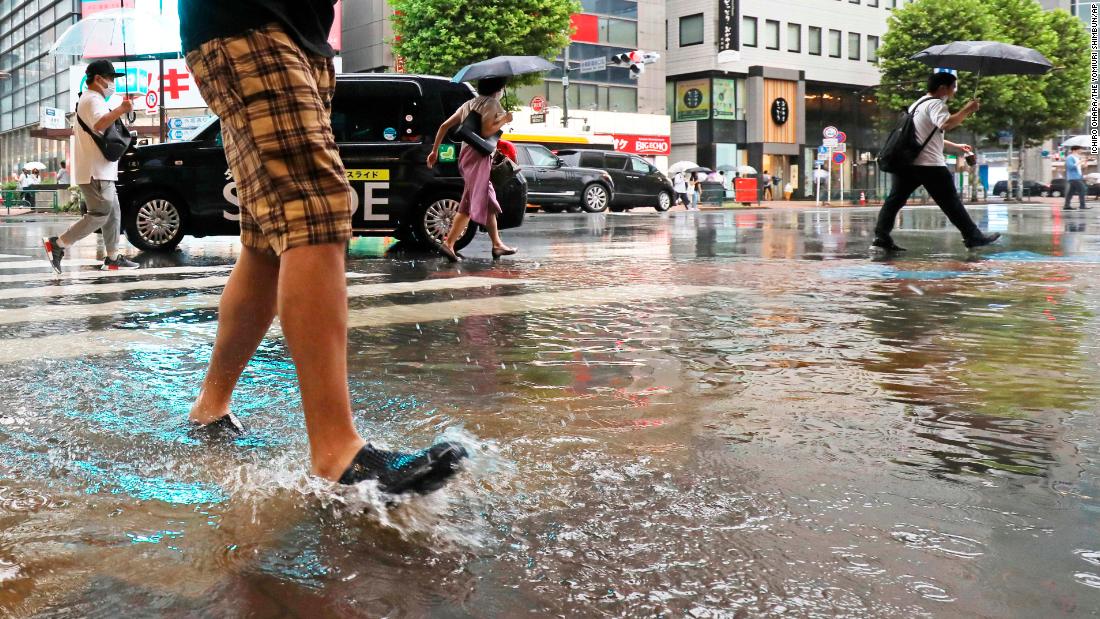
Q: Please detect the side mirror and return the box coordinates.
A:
[554,158,564,168]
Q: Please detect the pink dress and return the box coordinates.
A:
[457,96,505,226]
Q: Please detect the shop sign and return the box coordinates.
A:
[713,79,738,120]
[675,79,711,122]
[718,0,739,53]
[598,133,671,156]
[70,59,206,112]
[530,113,547,124]
[770,98,789,125]
[40,107,66,130]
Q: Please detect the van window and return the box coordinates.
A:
[605,154,630,170]
[630,157,652,173]
[579,152,604,168]
[331,80,423,143]
[559,153,581,166]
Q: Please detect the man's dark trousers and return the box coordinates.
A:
[874,165,983,243]
[1064,179,1087,209]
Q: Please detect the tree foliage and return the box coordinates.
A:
[878,0,1089,147]
[389,0,579,88]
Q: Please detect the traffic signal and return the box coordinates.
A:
[611,50,660,79]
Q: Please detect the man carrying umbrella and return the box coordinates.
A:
[1064,145,1089,211]
[872,72,1001,252]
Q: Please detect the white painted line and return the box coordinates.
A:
[0,283,733,364]
[0,272,375,301]
[0,259,104,270]
[0,265,233,285]
[0,276,529,327]
[0,254,33,259]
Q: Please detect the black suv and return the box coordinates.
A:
[117,74,526,252]
[992,180,1050,198]
[1048,178,1100,198]
[513,143,615,213]
[556,148,674,212]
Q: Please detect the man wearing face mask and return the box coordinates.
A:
[43,60,139,272]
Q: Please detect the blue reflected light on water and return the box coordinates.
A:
[71,460,226,505]
[821,264,992,281]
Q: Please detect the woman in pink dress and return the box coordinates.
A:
[427,77,518,262]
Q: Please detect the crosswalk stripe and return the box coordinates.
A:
[0,276,531,327]
[0,283,731,364]
[0,258,104,270]
[0,272,378,301]
[0,265,234,285]
[0,254,33,259]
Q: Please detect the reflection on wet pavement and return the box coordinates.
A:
[1,205,1100,617]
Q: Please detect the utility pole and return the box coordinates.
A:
[561,46,570,129]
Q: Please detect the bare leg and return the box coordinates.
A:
[277,242,365,480]
[443,212,470,251]
[484,213,514,251]
[190,246,280,424]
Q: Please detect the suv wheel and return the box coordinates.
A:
[998,191,1008,198]
[417,196,476,252]
[582,183,609,213]
[125,193,186,252]
[655,191,672,212]
[1052,190,1063,198]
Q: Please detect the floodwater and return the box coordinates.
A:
[1,204,1100,617]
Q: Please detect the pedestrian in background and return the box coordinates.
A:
[762,170,773,200]
[1064,145,1089,211]
[42,60,139,272]
[18,168,33,205]
[56,161,70,186]
[180,0,467,494]
[428,76,517,261]
[673,171,689,207]
[688,172,701,210]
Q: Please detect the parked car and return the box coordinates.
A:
[1048,178,1100,198]
[992,180,1050,198]
[512,143,615,213]
[116,74,526,252]
[556,148,674,212]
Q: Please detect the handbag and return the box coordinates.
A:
[452,110,500,156]
[490,151,521,190]
[75,100,134,162]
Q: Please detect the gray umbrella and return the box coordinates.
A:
[910,41,1053,96]
[452,56,556,83]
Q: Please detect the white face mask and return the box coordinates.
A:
[98,77,116,100]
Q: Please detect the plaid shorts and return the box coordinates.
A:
[185,23,352,255]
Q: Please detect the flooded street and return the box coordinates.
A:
[2,205,1100,617]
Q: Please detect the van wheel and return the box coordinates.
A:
[997,191,1008,198]
[416,196,476,252]
[655,191,672,212]
[125,193,186,252]
[582,183,609,213]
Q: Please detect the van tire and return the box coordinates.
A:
[124,191,187,252]
[415,195,477,252]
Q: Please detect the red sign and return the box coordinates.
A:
[734,177,758,203]
[598,133,671,156]
[837,131,847,144]
[530,96,547,113]
[570,14,599,43]
[833,152,846,164]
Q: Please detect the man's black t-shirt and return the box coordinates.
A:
[180,0,336,58]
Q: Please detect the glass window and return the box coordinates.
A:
[809,27,822,55]
[867,35,879,62]
[579,0,638,18]
[848,32,860,60]
[764,20,779,50]
[524,144,560,167]
[605,154,630,170]
[850,0,860,3]
[580,151,604,167]
[869,0,879,6]
[608,86,636,112]
[680,13,703,46]
[787,23,801,53]
[742,16,757,47]
[330,80,422,143]
[630,157,651,172]
[829,29,841,58]
[888,0,896,7]
[601,17,637,47]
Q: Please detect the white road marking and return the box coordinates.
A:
[0,265,234,285]
[0,272,376,301]
[0,254,33,259]
[0,283,734,364]
[0,259,104,270]
[0,276,530,327]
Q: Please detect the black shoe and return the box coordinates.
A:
[1064,206,1077,211]
[438,245,461,263]
[870,238,907,252]
[188,413,245,439]
[338,442,468,495]
[42,236,64,274]
[491,246,517,260]
[964,232,1002,249]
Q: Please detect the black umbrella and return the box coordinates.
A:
[452,56,556,83]
[910,41,1053,96]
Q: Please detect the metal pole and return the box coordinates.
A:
[159,58,166,142]
[827,153,833,204]
[561,46,570,129]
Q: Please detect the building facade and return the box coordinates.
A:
[664,0,905,199]
[0,0,80,182]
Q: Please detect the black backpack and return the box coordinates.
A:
[876,96,938,173]
[74,95,134,162]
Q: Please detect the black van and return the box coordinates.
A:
[116,74,526,252]
[556,148,674,212]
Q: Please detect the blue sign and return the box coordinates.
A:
[383,127,397,141]
[818,145,829,155]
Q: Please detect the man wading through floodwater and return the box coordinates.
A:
[180,0,467,494]
[872,72,1001,252]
